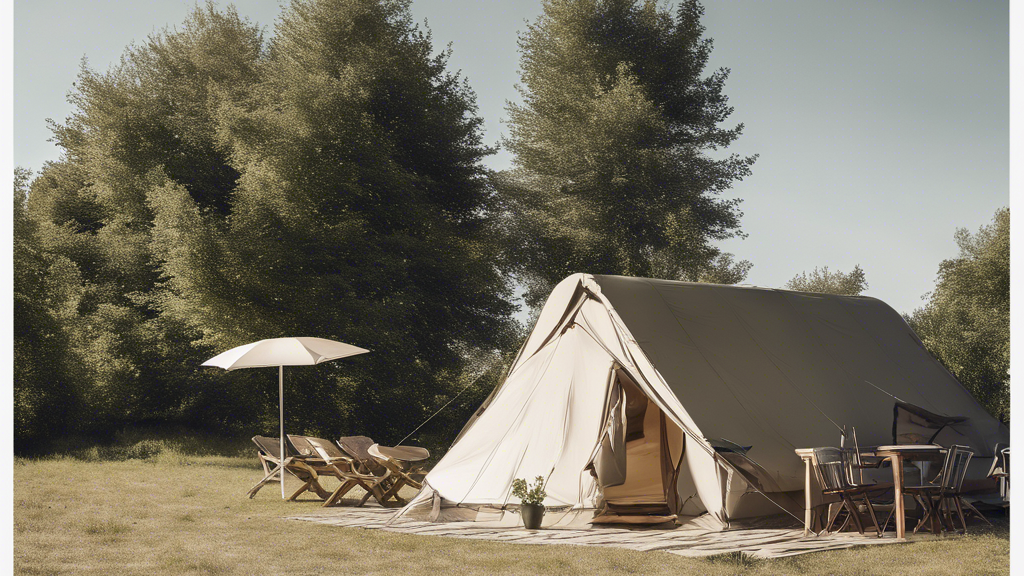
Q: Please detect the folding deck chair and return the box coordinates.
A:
[247,436,331,500]
[368,443,430,505]
[288,435,393,507]
[337,436,389,476]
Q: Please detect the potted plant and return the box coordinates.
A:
[512,476,547,529]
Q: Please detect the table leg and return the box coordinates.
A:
[804,457,812,536]
[891,455,906,540]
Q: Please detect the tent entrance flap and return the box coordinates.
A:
[598,373,684,518]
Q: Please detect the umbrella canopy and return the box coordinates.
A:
[202,337,369,371]
[203,337,369,498]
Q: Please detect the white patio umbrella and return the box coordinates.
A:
[202,337,369,498]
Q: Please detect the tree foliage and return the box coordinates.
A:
[500,0,755,307]
[16,0,518,451]
[785,264,868,296]
[22,4,267,443]
[14,168,86,444]
[150,0,518,441]
[907,208,1009,420]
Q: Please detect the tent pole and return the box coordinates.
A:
[280,365,285,499]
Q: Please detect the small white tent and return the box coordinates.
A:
[393,274,1007,528]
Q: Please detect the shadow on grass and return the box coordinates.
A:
[16,425,255,463]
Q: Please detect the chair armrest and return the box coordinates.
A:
[856,457,884,469]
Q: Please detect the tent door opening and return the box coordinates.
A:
[598,370,684,520]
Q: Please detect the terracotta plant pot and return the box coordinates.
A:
[521,502,545,529]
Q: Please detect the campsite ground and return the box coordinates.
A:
[14,432,1009,575]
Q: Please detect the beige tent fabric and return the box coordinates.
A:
[393,274,1007,527]
[593,275,1007,493]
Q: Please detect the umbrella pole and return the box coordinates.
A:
[280,365,285,499]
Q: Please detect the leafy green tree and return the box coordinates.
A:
[907,208,1009,420]
[14,168,86,447]
[500,0,756,307]
[31,3,267,435]
[785,264,868,296]
[149,0,519,443]
[692,252,753,285]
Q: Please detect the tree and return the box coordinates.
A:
[785,264,868,296]
[500,0,756,307]
[13,168,85,447]
[907,208,1009,420]
[31,3,268,435]
[149,0,519,443]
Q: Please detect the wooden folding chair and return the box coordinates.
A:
[368,443,430,505]
[247,436,330,500]
[812,447,891,537]
[337,436,389,476]
[289,435,393,507]
[941,446,991,531]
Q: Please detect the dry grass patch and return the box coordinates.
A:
[14,440,1009,576]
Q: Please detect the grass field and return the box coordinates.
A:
[13,434,1010,575]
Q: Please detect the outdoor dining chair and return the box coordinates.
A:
[812,447,890,537]
[904,445,987,534]
[247,435,330,500]
[936,445,992,531]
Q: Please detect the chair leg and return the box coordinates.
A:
[911,494,924,534]
[862,494,882,537]
[288,479,314,501]
[935,496,950,533]
[323,479,359,507]
[912,494,934,535]
[259,454,274,478]
[381,478,408,503]
[825,506,841,534]
[953,497,968,533]
[941,496,956,532]
[311,479,331,500]
[960,498,993,526]
[357,487,375,507]
[248,463,285,498]
[843,497,865,535]
[824,502,842,533]
[879,504,896,534]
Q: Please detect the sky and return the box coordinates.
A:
[12,0,1010,317]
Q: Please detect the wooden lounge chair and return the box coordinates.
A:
[288,435,393,507]
[368,443,431,505]
[812,447,891,536]
[247,435,330,500]
[337,435,390,476]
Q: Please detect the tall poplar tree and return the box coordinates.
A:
[501,0,755,306]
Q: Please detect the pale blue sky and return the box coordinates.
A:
[13,0,1009,316]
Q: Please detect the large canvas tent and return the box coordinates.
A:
[394,274,1008,527]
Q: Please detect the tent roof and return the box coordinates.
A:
[592,275,1007,479]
